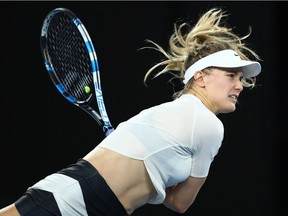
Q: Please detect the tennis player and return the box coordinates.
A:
[0,7,262,216]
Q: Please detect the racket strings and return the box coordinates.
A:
[46,12,94,103]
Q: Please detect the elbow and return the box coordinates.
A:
[165,200,191,214]
[173,203,190,214]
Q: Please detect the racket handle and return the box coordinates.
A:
[104,127,114,136]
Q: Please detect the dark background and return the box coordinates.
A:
[0,1,286,216]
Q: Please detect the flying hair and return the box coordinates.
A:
[142,8,261,99]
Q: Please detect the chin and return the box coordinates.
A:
[221,106,236,114]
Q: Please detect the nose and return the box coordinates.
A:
[236,79,244,92]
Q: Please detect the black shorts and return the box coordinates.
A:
[15,159,127,216]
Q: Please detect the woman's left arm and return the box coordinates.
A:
[163,176,206,213]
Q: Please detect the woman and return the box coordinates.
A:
[0,7,261,216]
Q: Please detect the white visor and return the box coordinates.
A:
[183,49,261,84]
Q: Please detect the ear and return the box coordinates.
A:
[194,71,206,87]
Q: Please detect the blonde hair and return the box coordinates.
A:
[143,8,261,99]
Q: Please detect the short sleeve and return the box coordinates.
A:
[189,111,224,177]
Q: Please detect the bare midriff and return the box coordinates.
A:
[83,147,157,215]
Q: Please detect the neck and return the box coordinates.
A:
[188,88,217,114]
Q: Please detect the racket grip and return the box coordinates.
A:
[104,127,114,136]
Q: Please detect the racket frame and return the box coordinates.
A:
[40,8,114,136]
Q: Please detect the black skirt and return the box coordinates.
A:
[15,158,127,216]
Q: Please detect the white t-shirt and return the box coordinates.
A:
[98,94,224,204]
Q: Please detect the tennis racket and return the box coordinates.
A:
[40,8,114,136]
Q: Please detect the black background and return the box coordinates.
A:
[0,1,286,216]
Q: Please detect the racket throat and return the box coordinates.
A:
[80,105,114,136]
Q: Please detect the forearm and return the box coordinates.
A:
[163,185,179,212]
[163,184,191,213]
[163,177,206,213]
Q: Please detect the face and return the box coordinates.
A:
[201,67,244,114]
